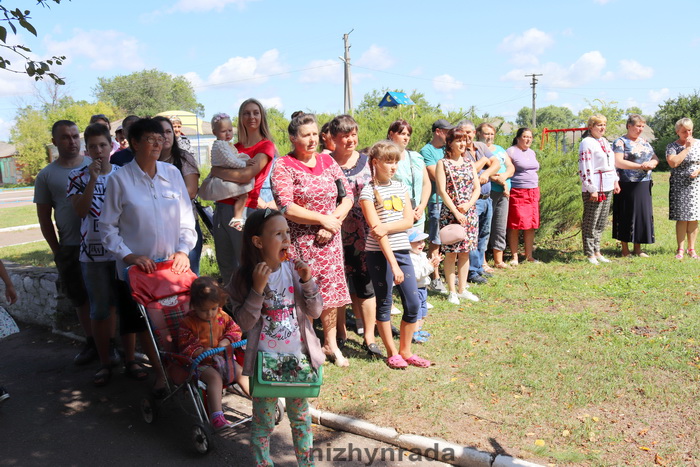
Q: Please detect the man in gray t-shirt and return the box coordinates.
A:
[33,120,98,365]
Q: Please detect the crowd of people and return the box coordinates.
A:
[1,99,695,465]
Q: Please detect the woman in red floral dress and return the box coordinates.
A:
[271,113,353,366]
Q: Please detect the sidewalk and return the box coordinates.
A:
[0,322,452,466]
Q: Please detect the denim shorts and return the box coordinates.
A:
[427,202,442,245]
[81,261,118,321]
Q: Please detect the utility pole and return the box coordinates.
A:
[340,30,354,115]
[525,73,542,128]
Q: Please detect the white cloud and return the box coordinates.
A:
[499,28,554,65]
[168,0,258,13]
[433,74,464,93]
[44,29,144,71]
[545,91,559,101]
[501,51,607,88]
[649,88,670,103]
[299,59,342,84]
[0,117,15,142]
[258,97,283,111]
[0,72,34,98]
[190,49,288,89]
[356,45,395,70]
[409,67,423,76]
[617,59,653,80]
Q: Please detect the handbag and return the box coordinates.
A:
[439,224,467,245]
[250,351,323,398]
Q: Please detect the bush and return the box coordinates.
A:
[537,145,582,237]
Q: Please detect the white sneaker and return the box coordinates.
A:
[447,292,460,305]
[596,255,611,263]
[426,302,434,310]
[458,290,480,302]
[588,257,599,265]
[390,306,402,315]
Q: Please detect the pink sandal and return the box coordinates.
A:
[386,354,408,369]
[404,354,432,368]
[688,248,699,259]
[675,248,684,259]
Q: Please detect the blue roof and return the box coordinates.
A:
[378,91,415,107]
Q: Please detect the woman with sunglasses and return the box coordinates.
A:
[271,112,353,366]
[100,118,197,397]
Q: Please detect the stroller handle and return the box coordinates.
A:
[191,339,247,368]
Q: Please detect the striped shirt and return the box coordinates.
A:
[359,180,411,252]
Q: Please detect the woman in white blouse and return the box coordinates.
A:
[578,114,620,265]
[100,118,196,396]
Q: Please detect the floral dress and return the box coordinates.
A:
[439,158,478,253]
[339,153,372,280]
[666,141,700,221]
[271,153,352,309]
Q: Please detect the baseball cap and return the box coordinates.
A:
[407,227,429,243]
[432,119,454,131]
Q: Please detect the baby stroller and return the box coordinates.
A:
[128,260,283,454]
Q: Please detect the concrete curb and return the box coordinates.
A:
[0,223,41,233]
[310,408,543,467]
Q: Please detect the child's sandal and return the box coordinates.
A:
[386,354,408,369]
[93,365,112,387]
[404,354,432,368]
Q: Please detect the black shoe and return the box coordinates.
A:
[363,342,385,359]
[74,339,98,366]
[390,324,400,337]
[108,340,122,367]
[480,271,493,278]
[467,275,488,284]
[336,337,347,350]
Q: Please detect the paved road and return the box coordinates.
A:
[0,226,45,248]
[0,187,34,208]
[0,323,448,466]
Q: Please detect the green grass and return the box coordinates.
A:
[315,172,700,466]
[0,204,38,229]
[0,241,53,266]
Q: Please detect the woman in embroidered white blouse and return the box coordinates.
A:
[578,114,620,265]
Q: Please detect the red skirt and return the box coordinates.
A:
[507,187,540,230]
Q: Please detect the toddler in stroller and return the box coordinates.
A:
[178,276,245,430]
[129,261,282,454]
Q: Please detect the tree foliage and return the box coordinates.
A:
[93,69,204,117]
[517,105,578,130]
[0,0,67,84]
[577,99,625,138]
[11,96,117,181]
[649,91,700,156]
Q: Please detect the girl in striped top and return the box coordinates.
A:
[359,141,432,370]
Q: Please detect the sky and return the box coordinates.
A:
[1,0,698,141]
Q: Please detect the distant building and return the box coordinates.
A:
[0,142,21,185]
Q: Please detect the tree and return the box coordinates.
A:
[94,69,204,117]
[10,106,51,180]
[577,99,625,137]
[516,105,578,129]
[649,91,700,155]
[11,97,117,181]
[0,1,66,84]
